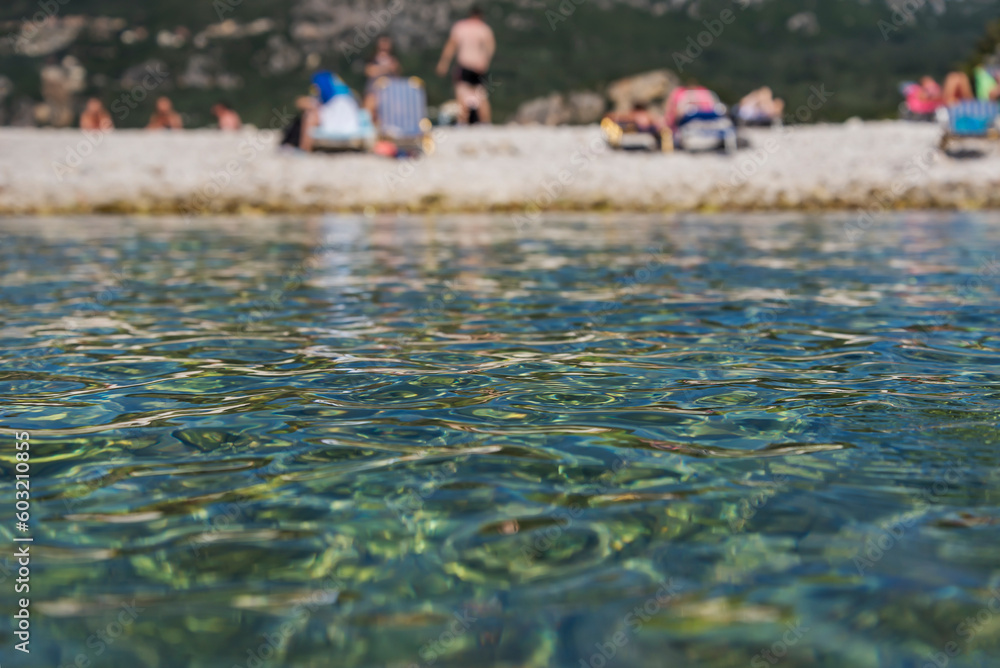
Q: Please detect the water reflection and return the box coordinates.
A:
[1,213,999,668]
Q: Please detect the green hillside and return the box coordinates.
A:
[0,0,996,127]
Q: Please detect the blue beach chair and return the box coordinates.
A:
[940,101,999,152]
[375,76,433,154]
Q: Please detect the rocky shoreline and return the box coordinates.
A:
[2,121,999,216]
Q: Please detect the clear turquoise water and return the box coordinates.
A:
[1,213,999,668]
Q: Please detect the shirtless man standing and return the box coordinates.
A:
[436,6,496,124]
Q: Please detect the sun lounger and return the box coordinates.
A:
[375,76,434,154]
[673,107,737,154]
[939,101,999,152]
[600,115,669,152]
[667,88,737,154]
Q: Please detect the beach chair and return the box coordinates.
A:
[600,115,670,152]
[375,76,434,154]
[671,89,737,154]
[939,101,999,153]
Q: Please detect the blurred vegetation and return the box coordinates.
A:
[0,0,996,127]
[964,17,1000,71]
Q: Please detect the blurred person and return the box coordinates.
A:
[288,72,362,153]
[147,96,183,130]
[364,36,401,120]
[631,103,662,149]
[912,76,944,106]
[943,71,976,105]
[211,101,242,131]
[436,5,495,124]
[899,76,945,120]
[79,97,113,131]
[736,86,785,124]
[664,80,718,130]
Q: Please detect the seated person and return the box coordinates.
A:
[665,82,720,130]
[904,76,944,115]
[147,97,183,130]
[943,72,973,105]
[364,36,401,120]
[294,72,363,152]
[80,97,113,131]
[211,101,242,131]
[942,67,1000,106]
[737,86,785,123]
[632,103,662,149]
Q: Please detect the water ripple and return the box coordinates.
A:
[2,213,999,667]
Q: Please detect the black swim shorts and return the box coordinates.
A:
[455,67,488,87]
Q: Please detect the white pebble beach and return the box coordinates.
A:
[2,120,998,215]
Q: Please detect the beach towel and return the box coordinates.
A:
[317,96,362,136]
[903,81,943,115]
[666,87,719,129]
[312,71,351,104]
[947,101,999,136]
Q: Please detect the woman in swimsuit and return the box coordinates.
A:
[364,36,401,121]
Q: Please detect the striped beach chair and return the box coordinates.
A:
[375,76,433,154]
[940,101,999,152]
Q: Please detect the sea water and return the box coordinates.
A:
[1,213,998,668]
